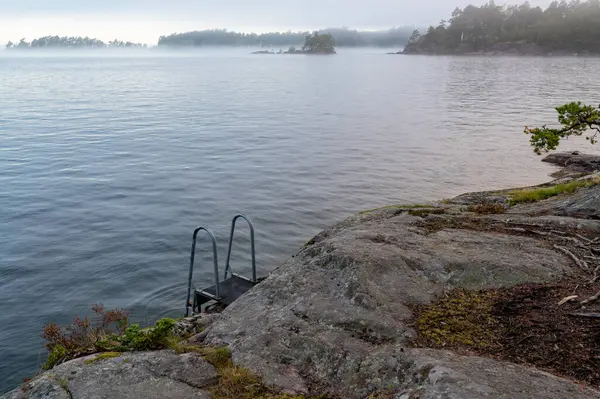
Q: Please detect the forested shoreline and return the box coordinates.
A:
[157,27,413,47]
[4,28,414,50]
[5,36,147,49]
[403,0,600,55]
[8,1,600,55]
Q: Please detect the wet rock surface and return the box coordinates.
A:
[543,151,600,177]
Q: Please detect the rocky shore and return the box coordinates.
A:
[4,152,600,399]
[399,41,600,56]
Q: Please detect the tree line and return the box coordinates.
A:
[157,27,414,47]
[5,36,147,49]
[404,0,600,54]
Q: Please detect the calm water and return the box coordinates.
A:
[1,48,600,392]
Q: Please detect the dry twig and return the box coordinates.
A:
[553,245,589,271]
[568,313,600,319]
[558,295,579,306]
[581,290,600,305]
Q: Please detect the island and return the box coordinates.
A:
[251,32,336,55]
[5,36,147,49]
[400,0,600,56]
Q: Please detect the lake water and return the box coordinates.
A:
[1,48,600,392]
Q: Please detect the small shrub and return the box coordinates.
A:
[110,318,177,351]
[42,304,129,354]
[467,203,506,215]
[42,345,67,370]
[41,305,175,369]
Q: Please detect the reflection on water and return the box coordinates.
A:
[0,50,599,392]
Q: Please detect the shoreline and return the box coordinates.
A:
[4,152,600,398]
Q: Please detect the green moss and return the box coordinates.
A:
[84,352,122,365]
[414,289,500,349]
[304,237,316,247]
[408,208,445,217]
[509,178,600,205]
[58,377,69,391]
[209,362,325,399]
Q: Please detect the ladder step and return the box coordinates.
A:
[196,275,257,307]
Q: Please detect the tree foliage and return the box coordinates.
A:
[525,102,600,154]
[302,32,336,54]
[405,1,600,54]
[157,27,413,48]
[6,36,147,49]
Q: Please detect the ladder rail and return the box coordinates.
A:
[224,214,256,283]
[185,226,220,317]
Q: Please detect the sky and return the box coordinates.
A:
[0,0,555,45]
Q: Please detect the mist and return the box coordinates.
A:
[0,0,556,45]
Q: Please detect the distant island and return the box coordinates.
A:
[157,27,413,48]
[252,32,336,55]
[3,28,414,52]
[402,0,600,55]
[5,36,147,49]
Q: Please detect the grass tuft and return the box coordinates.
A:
[509,178,600,205]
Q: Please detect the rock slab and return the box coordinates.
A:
[3,351,215,399]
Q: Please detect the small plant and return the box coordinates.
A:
[42,304,129,356]
[41,304,176,369]
[42,345,67,370]
[98,317,177,352]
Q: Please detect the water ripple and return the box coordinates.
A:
[0,51,599,392]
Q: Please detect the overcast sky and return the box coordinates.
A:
[0,0,554,44]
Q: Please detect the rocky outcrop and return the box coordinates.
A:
[543,151,600,177]
[198,202,599,398]
[5,351,216,399]
[4,156,600,398]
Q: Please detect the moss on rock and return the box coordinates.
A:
[414,289,501,349]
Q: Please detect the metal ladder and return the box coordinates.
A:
[185,214,258,316]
